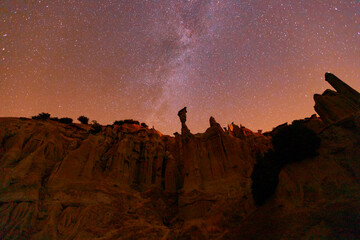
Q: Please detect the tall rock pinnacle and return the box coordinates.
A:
[178,107,190,135]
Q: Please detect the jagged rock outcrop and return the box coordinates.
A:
[0,114,272,239]
[314,73,360,124]
[220,74,360,239]
[227,122,258,140]
[0,73,359,239]
[209,116,220,128]
[224,114,360,239]
[172,114,272,238]
[300,114,325,133]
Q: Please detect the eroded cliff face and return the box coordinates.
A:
[0,116,271,239]
[0,119,181,239]
[173,118,271,238]
[0,73,359,239]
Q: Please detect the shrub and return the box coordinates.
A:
[58,117,73,124]
[113,119,140,126]
[251,123,321,206]
[32,112,50,120]
[78,115,89,124]
[113,120,124,125]
[124,119,139,125]
[251,151,281,206]
[89,120,102,134]
[50,117,59,121]
[272,123,321,164]
[141,122,148,128]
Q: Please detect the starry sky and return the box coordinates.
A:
[1,0,360,134]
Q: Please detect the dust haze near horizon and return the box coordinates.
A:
[1,1,360,134]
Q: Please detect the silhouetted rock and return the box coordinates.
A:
[209,116,221,129]
[314,73,360,124]
[325,72,360,105]
[178,107,190,135]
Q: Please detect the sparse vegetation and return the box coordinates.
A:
[32,112,50,120]
[272,122,321,164]
[251,122,321,206]
[251,151,281,206]
[78,115,89,124]
[113,120,123,125]
[58,117,73,124]
[49,117,73,124]
[113,119,140,126]
[141,122,148,128]
[89,120,102,134]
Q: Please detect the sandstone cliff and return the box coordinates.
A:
[0,117,271,239]
[0,73,359,239]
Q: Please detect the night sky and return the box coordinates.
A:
[1,1,360,134]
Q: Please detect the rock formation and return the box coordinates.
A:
[227,122,254,139]
[177,107,190,135]
[314,73,360,124]
[0,73,359,239]
[209,116,220,128]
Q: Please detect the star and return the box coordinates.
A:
[0,1,359,134]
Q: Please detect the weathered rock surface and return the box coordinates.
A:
[0,117,271,239]
[0,119,180,239]
[314,73,360,124]
[223,114,360,239]
[0,73,359,239]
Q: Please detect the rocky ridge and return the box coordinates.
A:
[0,73,359,239]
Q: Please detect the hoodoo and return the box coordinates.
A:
[177,107,190,135]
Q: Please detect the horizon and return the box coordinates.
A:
[1,1,360,135]
[0,101,325,136]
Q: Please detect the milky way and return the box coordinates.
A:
[1,1,360,134]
